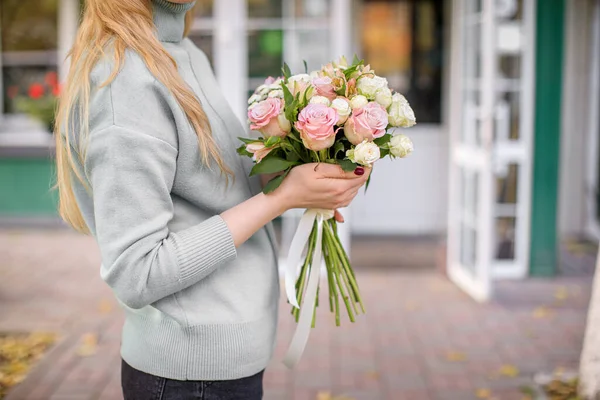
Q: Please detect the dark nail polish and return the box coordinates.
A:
[354,167,365,176]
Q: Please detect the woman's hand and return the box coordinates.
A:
[273,163,370,211]
[222,163,367,248]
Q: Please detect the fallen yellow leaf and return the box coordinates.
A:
[476,388,492,398]
[0,332,56,398]
[445,351,467,362]
[365,370,379,380]
[98,299,113,314]
[532,306,553,319]
[498,364,519,377]
[554,286,568,301]
[316,391,332,400]
[77,333,98,357]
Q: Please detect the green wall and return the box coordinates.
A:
[0,157,58,217]
[529,0,566,276]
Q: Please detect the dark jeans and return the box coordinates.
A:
[121,359,264,400]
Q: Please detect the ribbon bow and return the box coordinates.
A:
[283,208,334,368]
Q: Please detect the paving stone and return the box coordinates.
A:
[0,230,593,400]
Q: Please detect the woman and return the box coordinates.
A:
[54,0,368,398]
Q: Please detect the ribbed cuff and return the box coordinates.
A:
[170,215,237,282]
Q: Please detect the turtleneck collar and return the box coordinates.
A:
[152,0,196,43]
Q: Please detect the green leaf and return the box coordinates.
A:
[352,54,361,65]
[282,82,294,108]
[263,170,290,194]
[250,157,299,176]
[333,142,346,160]
[236,145,253,157]
[339,159,358,172]
[238,137,262,144]
[338,79,347,97]
[379,148,390,158]
[303,60,308,74]
[282,62,292,79]
[265,136,281,147]
[373,133,392,146]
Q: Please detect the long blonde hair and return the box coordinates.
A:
[54,0,232,234]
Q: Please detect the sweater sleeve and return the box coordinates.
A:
[86,124,237,309]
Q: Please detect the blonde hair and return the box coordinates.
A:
[54,0,232,234]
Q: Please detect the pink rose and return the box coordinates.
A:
[294,103,338,151]
[343,102,389,145]
[246,142,276,163]
[248,98,289,138]
[261,113,292,137]
[312,76,337,101]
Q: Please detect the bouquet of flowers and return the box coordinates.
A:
[237,56,416,366]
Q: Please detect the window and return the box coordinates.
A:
[247,0,333,93]
[1,0,59,114]
[360,0,445,124]
[187,0,215,66]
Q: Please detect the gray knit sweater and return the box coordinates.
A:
[71,0,279,381]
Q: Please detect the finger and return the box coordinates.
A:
[334,209,345,223]
[316,163,361,180]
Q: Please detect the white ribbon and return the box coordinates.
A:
[283,208,334,368]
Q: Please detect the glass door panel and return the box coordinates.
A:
[447,0,495,301]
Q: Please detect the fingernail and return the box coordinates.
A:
[354,167,365,176]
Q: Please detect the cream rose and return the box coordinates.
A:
[309,95,331,106]
[389,134,414,158]
[356,75,388,100]
[349,95,369,109]
[346,140,380,166]
[375,87,393,109]
[331,97,351,125]
[388,93,416,128]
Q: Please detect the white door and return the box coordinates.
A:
[447,0,497,301]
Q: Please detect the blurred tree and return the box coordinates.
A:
[1,0,58,52]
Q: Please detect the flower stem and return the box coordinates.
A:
[323,235,340,325]
[323,222,356,321]
[325,221,365,313]
[293,223,317,321]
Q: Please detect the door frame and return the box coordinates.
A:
[585,0,600,240]
[447,0,497,302]
[490,0,537,280]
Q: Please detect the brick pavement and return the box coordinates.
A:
[0,229,593,400]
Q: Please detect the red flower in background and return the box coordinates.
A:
[29,83,45,99]
[52,84,61,97]
[7,86,19,99]
[45,71,58,87]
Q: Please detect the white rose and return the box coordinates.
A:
[356,75,388,100]
[375,87,393,109]
[349,95,369,109]
[389,134,414,158]
[346,140,380,166]
[268,89,284,98]
[309,95,331,106]
[331,98,351,124]
[388,93,416,128]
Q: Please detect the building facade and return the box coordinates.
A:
[0,0,598,300]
